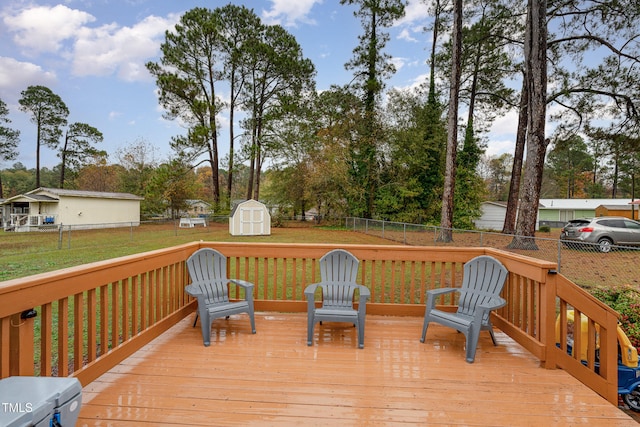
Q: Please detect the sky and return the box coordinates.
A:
[0,0,518,170]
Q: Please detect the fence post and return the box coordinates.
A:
[557,240,562,274]
[382,220,385,239]
[58,224,63,249]
[403,223,407,245]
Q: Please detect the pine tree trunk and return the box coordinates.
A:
[509,0,548,249]
[439,0,463,242]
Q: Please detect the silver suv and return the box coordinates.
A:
[560,217,640,252]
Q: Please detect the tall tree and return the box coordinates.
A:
[0,98,20,198]
[507,0,640,241]
[241,24,315,201]
[439,0,463,241]
[146,7,225,206]
[217,4,262,205]
[341,0,405,218]
[59,123,104,188]
[18,85,69,188]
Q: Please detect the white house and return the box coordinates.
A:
[474,198,635,231]
[229,199,271,236]
[1,187,143,232]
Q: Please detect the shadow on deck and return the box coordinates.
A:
[79,313,635,426]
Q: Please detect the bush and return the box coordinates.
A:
[538,225,551,233]
[590,285,640,349]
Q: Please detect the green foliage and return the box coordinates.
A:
[590,285,640,349]
[538,225,551,233]
[18,85,69,187]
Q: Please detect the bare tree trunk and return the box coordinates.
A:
[510,0,548,249]
[439,0,463,242]
[60,131,69,189]
[502,77,528,234]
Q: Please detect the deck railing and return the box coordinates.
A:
[0,242,619,406]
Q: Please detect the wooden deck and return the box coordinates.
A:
[79,313,636,426]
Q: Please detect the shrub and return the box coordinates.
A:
[590,285,640,349]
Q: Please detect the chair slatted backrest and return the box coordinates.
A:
[457,256,508,322]
[186,248,230,305]
[319,249,360,308]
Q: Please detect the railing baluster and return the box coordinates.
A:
[40,303,52,376]
[57,298,69,377]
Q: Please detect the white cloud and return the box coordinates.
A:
[3,4,178,82]
[0,57,56,94]
[485,138,515,157]
[398,28,417,42]
[489,110,519,136]
[3,4,95,54]
[395,0,430,27]
[262,0,321,27]
[390,56,407,73]
[72,14,178,81]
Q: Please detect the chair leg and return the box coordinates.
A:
[200,316,211,347]
[465,327,481,363]
[248,311,256,334]
[420,318,430,343]
[357,320,365,349]
[307,316,315,346]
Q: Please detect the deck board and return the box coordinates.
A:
[78,313,636,426]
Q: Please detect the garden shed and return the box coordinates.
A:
[595,203,639,220]
[229,199,271,236]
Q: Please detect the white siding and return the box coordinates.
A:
[229,200,271,236]
[474,203,506,231]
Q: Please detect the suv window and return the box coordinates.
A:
[623,220,640,230]
[566,220,590,227]
[597,219,625,228]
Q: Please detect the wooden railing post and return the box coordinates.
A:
[9,310,36,376]
[540,270,558,369]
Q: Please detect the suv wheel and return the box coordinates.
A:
[597,238,613,253]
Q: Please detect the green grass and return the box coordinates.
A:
[0,221,396,281]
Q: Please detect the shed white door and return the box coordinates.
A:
[240,207,263,235]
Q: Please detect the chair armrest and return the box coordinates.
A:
[357,285,370,304]
[229,279,254,291]
[478,296,507,311]
[425,287,458,310]
[304,283,321,300]
[426,287,458,297]
[184,283,203,298]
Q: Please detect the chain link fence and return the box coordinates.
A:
[346,217,640,290]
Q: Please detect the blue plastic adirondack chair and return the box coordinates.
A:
[420,255,508,363]
[305,249,370,349]
[185,248,256,346]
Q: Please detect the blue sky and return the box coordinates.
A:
[0,0,517,170]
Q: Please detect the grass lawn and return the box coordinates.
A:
[0,221,399,281]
